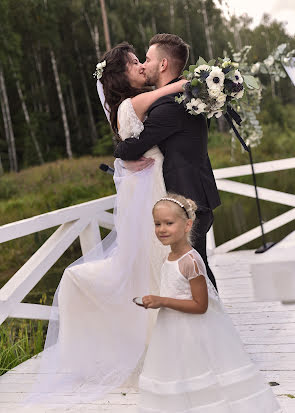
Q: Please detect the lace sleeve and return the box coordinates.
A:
[179,250,220,301]
[178,253,205,281]
[117,98,144,141]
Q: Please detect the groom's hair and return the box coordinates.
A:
[149,34,189,75]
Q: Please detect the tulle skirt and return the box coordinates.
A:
[138,299,282,413]
[26,151,168,406]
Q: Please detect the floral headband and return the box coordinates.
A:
[93,60,106,80]
[157,197,190,218]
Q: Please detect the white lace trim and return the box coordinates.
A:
[117,98,144,140]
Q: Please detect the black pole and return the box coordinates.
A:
[248,145,275,254]
[223,108,275,254]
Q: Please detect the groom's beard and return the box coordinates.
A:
[144,72,160,88]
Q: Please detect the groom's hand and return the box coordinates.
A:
[123,156,154,172]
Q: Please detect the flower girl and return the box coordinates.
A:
[137,193,281,413]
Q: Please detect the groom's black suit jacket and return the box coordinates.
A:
[114,89,221,212]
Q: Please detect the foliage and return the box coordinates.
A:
[253,43,295,82]
[0,295,48,376]
[0,1,294,170]
[224,43,263,147]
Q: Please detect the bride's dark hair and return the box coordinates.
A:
[99,42,148,139]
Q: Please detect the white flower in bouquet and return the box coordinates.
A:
[233,69,243,84]
[206,66,225,89]
[186,98,207,114]
[194,64,211,77]
[215,92,227,106]
[208,87,222,99]
[235,89,244,99]
[176,55,259,121]
[207,110,223,119]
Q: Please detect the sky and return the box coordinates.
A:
[213,0,295,36]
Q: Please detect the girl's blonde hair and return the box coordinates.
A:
[153,193,198,242]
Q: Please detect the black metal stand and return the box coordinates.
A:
[248,145,276,254]
[223,106,275,254]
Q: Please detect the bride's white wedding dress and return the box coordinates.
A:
[27,98,169,405]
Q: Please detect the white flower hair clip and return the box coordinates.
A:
[93,60,106,80]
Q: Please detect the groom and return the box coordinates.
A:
[114,33,221,290]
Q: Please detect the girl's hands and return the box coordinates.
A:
[142,295,164,309]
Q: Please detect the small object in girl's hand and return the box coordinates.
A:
[133,297,144,307]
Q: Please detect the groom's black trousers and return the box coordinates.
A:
[192,209,218,292]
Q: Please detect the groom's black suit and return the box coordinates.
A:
[114,85,221,289]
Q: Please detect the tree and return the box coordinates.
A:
[50,48,73,159]
[99,0,111,51]
[0,63,18,171]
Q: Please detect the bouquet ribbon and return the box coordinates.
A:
[224,105,249,152]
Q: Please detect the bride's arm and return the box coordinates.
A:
[131,79,187,121]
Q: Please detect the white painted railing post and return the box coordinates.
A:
[79,218,102,255]
[207,226,216,254]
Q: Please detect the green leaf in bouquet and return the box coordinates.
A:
[196,56,208,66]
[182,70,190,78]
[239,91,248,104]
[208,59,216,66]
[243,75,259,89]
[191,78,200,87]
[189,65,197,73]
[225,70,236,80]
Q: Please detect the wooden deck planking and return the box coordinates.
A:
[0,250,294,412]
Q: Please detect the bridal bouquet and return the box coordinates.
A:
[176,57,259,119]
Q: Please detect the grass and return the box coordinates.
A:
[0,295,48,376]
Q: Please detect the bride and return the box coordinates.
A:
[28,42,186,405]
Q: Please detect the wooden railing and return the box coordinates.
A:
[0,195,115,325]
[1,157,294,325]
[208,157,295,253]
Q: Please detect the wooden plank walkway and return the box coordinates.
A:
[0,250,294,412]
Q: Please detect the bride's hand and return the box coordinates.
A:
[175,78,188,91]
[124,157,154,172]
[142,295,163,309]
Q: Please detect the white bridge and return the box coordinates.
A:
[0,157,294,412]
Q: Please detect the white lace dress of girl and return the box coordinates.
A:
[138,248,282,413]
[26,98,169,406]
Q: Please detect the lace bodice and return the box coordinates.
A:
[117,98,162,159]
[160,249,219,302]
[117,98,144,141]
